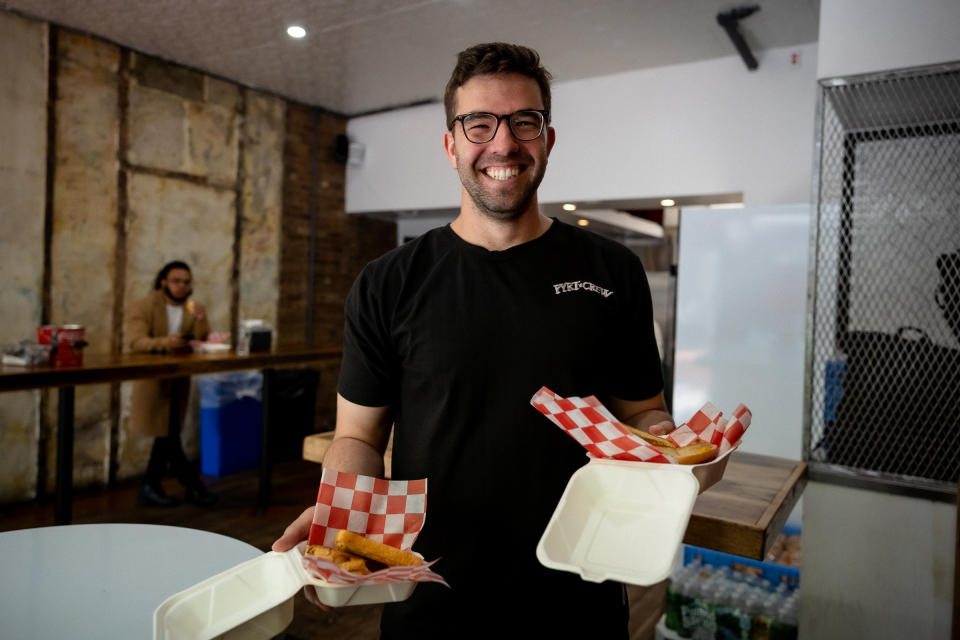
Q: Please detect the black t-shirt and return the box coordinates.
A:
[339,220,663,638]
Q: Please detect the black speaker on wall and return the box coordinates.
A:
[334,134,350,163]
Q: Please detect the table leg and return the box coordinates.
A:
[257,368,274,513]
[54,386,75,525]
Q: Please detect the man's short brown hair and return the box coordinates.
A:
[444,42,552,128]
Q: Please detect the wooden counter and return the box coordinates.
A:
[1,345,343,524]
[0,344,342,392]
[303,432,806,561]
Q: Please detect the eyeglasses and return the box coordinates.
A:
[450,109,549,144]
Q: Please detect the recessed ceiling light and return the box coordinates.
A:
[660,198,676,207]
[287,25,306,38]
[562,203,577,212]
[577,219,589,227]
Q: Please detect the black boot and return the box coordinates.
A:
[184,482,218,507]
[138,484,180,507]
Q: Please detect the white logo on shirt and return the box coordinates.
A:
[553,280,614,298]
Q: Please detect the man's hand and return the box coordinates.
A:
[272,506,333,611]
[272,506,315,552]
[167,333,188,351]
[186,300,206,321]
[608,391,676,435]
[647,419,675,436]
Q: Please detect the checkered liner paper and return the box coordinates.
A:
[302,469,448,586]
[530,387,751,463]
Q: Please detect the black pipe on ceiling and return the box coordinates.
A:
[717,5,761,71]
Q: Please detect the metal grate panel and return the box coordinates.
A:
[806,63,960,493]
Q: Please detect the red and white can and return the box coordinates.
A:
[37,324,87,367]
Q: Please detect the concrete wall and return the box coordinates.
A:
[800,0,959,638]
[0,12,46,502]
[0,10,395,503]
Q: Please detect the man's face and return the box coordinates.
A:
[443,73,555,221]
[162,268,192,303]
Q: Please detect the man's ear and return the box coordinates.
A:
[443,130,458,169]
[545,126,556,157]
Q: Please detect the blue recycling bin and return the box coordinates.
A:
[198,371,263,477]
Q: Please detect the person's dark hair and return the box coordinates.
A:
[444,42,552,128]
[154,260,191,290]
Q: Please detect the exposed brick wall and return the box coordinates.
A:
[279,103,396,432]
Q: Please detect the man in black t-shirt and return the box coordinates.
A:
[274,43,676,639]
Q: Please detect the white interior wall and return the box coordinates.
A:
[346,42,818,216]
[801,0,958,638]
[818,0,960,79]
[802,482,955,640]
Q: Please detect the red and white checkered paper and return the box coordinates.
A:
[302,469,447,586]
[530,387,751,462]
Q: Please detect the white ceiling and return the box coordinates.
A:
[2,0,820,116]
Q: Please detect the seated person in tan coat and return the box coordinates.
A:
[125,260,216,507]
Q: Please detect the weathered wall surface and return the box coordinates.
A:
[239,91,285,330]
[45,31,120,489]
[0,11,395,503]
[0,11,46,501]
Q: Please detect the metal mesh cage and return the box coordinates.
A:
[805,63,960,493]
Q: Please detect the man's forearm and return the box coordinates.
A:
[323,436,386,477]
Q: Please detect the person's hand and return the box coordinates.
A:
[167,333,188,350]
[648,419,676,436]
[272,506,315,552]
[273,506,333,611]
[186,300,206,320]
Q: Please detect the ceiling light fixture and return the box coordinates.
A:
[287,25,306,39]
[660,199,676,207]
[577,219,589,227]
[562,203,577,212]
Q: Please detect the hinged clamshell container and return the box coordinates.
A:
[537,450,734,586]
[154,545,417,640]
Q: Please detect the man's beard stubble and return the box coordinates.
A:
[457,153,546,222]
[164,285,191,303]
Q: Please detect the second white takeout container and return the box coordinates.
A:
[536,450,734,586]
[153,545,416,640]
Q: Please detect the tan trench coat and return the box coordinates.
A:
[124,290,210,437]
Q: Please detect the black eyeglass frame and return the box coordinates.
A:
[449,109,550,144]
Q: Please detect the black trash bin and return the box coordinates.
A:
[268,367,320,462]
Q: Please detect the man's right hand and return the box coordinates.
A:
[167,333,188,350]
[272,506,316,552]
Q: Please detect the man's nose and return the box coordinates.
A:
[487,118,521,153]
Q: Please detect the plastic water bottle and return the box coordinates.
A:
[665,566,690,634]
[769,593,798,640]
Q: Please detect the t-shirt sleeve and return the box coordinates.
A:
[337,264,399,407]
[606,251,664,401]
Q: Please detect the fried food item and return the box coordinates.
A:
[335,530,422,567]
[304,544,371,575]
[622,424,676,448]
[622,423,718,464]
[655,441,718,465]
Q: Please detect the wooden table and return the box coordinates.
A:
[303,432,805,561]
[0,345,342,525]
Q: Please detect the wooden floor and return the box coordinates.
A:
[0,459,665,639]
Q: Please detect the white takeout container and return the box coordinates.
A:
[153,546,416,640]
[193,342,231,354]
[536,449,735,586]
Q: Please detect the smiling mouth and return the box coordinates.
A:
[483,166,521,181]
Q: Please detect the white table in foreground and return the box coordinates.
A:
[0,524,262,639]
